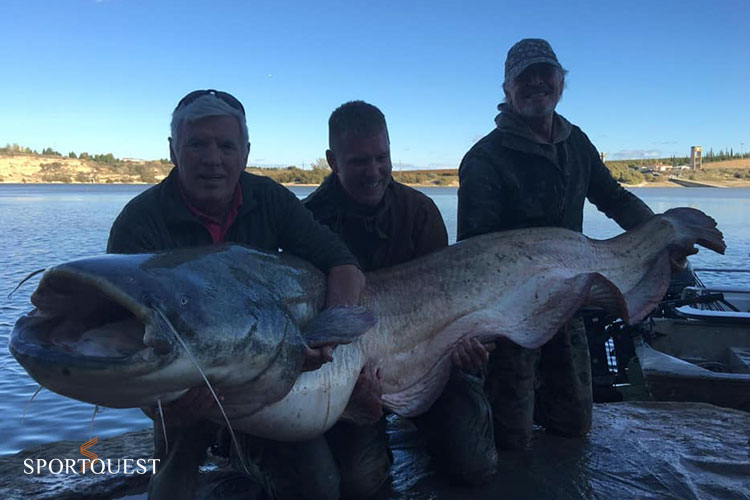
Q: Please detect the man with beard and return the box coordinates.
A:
[457,39,654,453]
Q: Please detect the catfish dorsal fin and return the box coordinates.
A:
[302,306,377,347]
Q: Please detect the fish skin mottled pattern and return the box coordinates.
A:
[9,207,725,441]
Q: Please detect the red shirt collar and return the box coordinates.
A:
[180,184,243,243]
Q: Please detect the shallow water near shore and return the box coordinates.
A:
[0,184,748,456]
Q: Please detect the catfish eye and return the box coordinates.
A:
[180,297,189,306]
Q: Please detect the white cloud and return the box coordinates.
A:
[608,149,663,160]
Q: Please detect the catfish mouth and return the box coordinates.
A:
[11,268,174,369]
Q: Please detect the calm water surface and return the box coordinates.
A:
[1,184,748,455]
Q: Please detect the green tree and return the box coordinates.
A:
[42,147,61,156]
[68,152,77,159]
[93,153,116,163]
[311,157,330,171]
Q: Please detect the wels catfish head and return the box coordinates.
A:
[10,245,309,411]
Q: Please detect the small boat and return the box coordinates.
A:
[635,271,750,412]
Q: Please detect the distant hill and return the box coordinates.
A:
[0,154,171,184]
[1,153,749,187]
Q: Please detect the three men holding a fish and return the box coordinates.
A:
[106,37,658,500]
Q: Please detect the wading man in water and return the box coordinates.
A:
[107,89,365,500]
[457,39,655,456]
[284,100,496,497]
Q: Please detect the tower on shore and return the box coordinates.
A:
[600,152,606,163]
[690,146,702,170]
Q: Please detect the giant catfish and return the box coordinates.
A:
[10,207,725,441]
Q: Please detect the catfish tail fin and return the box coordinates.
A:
[662,207,726,255]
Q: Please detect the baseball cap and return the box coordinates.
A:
[504,38,562,84]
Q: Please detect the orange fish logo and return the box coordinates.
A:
[80,437,98,473]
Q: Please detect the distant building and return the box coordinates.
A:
[122,157,146,163]
[690,146,702,170]
[600,152,607,163]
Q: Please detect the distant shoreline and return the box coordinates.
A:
[2,153,750,188]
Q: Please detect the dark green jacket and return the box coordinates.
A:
[107,168,357,272]
[457,105,654,240]
[303,175,448,271]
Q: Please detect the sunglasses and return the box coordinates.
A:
[175,89,245,116]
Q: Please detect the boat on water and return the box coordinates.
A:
[635,278,750,412]
[587,267,750,411]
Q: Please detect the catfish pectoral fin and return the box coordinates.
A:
[303,306,377,347]
[618,251,671,324]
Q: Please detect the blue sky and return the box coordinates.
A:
[1,0,748,169]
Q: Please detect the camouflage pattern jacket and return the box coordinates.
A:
[457,104,653,240]
[304,175,448,271]
[107,168,357,272]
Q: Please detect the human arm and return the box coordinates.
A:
[581,134,691,268]
[267,182,364,369]
[452,337,495,372]
[340,361,383,425]
[583,132,654,231]
[326,263,366,306]
[107,205,164,254]
[272,181,360,270]
[302,263,366,371]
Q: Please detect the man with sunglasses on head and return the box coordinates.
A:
[107,89,365,500]
[457,39,654,456]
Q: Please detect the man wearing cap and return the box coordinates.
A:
[107,89,366,500]
[457,39,654,452]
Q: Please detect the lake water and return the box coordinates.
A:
[1,183,748,456]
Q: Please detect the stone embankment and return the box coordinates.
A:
[668,177,724,188]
